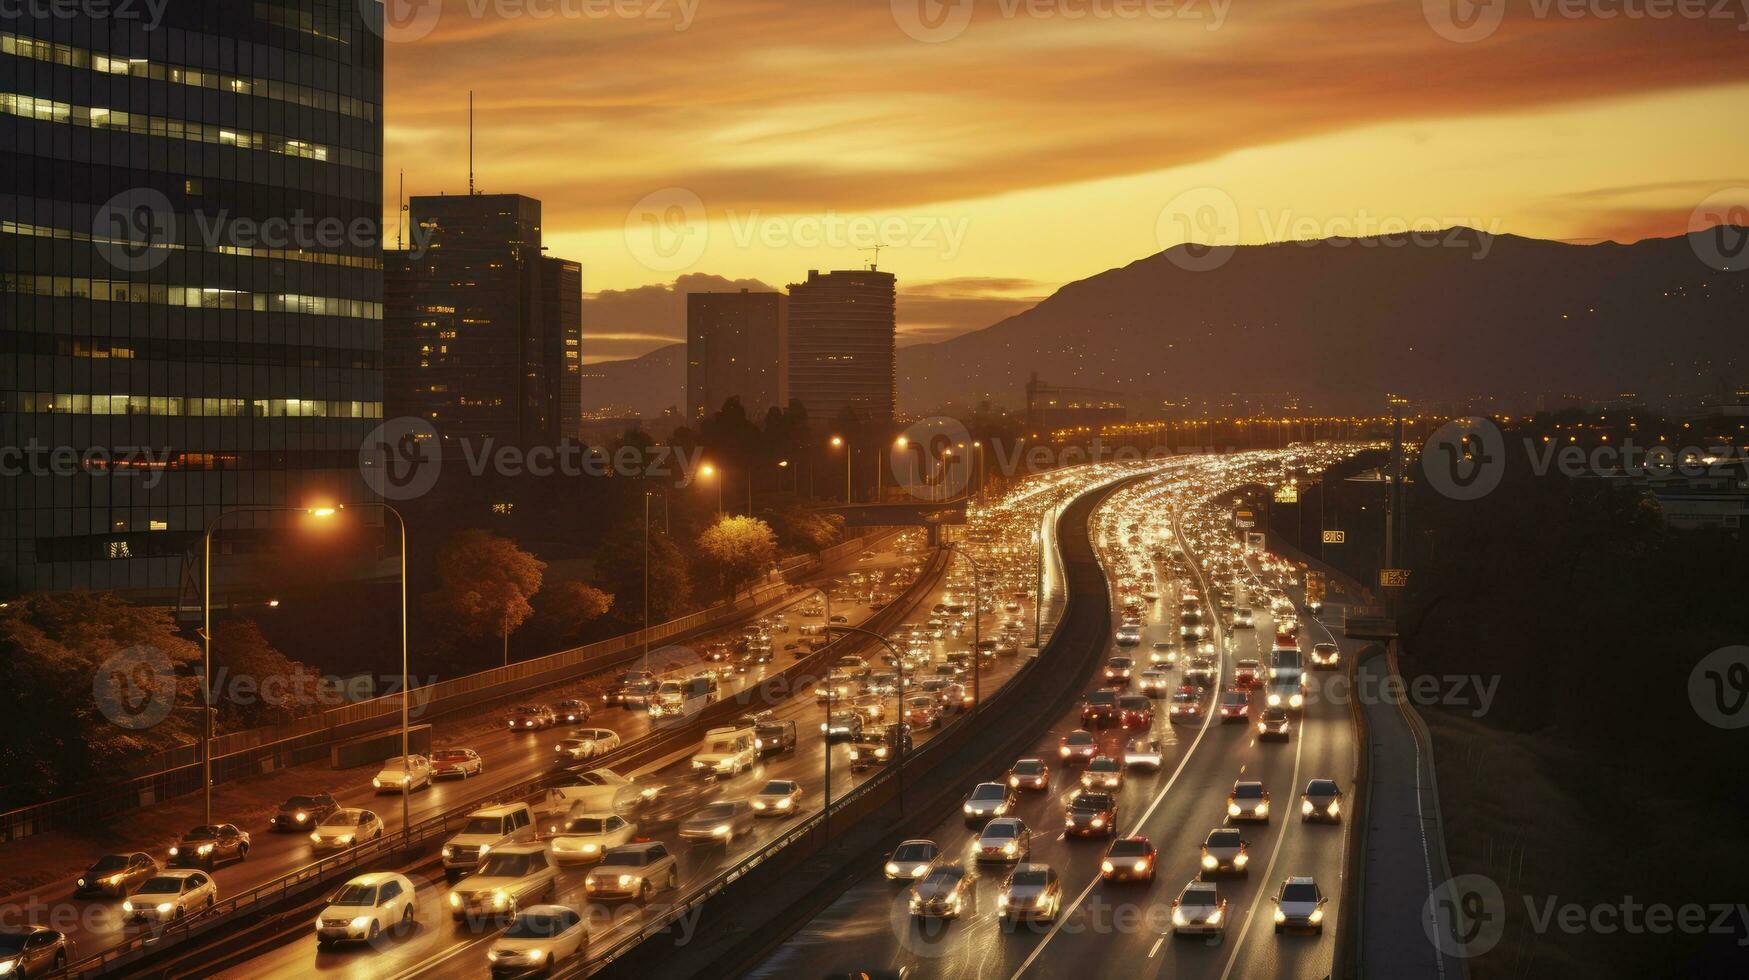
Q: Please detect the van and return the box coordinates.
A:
[441,803,535,882]
[690,725,757,778]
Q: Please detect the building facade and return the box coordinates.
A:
[0,1,385,598]
[786,269,895,425]
[385,194,582,450]
[686,289,787,423]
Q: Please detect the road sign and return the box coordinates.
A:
[1234,510,1255,529]
[1244,531,1266,553]
[1274,485,1299,504]
[1379,568,1411,588]
[1322,529,1346,544]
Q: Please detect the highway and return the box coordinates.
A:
[15,531,929,971]
[749,448,1360,980]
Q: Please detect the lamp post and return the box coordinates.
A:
[700,463,722,516]
[830,435,851,503]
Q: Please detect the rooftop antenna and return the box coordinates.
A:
[468,92,475,195]
[860,244,884,270]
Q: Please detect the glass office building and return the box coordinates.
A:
[0,1,384,599]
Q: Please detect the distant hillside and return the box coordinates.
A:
[583,343,684,417]
[896,228,1748,413]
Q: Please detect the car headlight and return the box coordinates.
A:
[1201,854,1217,868]
[372,778,382,788]
[1091,817,1104,828]
[712,825,730,836]
[1302,800,1315,815]
[1134,860,1148,872]
[618,874,635,885]
[295,812,308,822]
[885,862,899,875]
[1329,800,1340,816]
[1290,694,1304,708]
[198,844,214,855]
[963,804,974,815]
[1267,694,1281,706]
[157,902,174,913]
[753,801,767,810]
[1003,843,1016,855]
[168,846,180,856]
[1101,861,1114,873]
[1310,908,1324,923]
[777,798,792,809]
[479,845,490,856]
[1256,802,1268,815]
[1059,747,1071,756]
[491,891,509,908]
[1173,909,1187,925]
[1228,803,1241,816]
[310,832,322,842]
[337,835,353,845]
[449,893,462,907]
[350,915,371,930]
[1274,908,1287,923]
[1233,853,1248,866]
[122,901,134,912]
[442,846,453,858]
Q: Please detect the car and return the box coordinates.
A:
[1102,657,1134,686]
[1118,694,1153,728]
[904,696,941,729]
[548,812,637,864]
[1257,707,1292,741]
[555,729,622,763]
[1232,607,1255,629]
[605,673,656,708]
[1008,757,1050,791]
[1228,781,1270,822]
[1171,879,1229,936]
[997,863,1062,926]
[1064,791,1117,837]
[431,748,485,779]
[272,794,339,832]
[1169,686,1204,722]
[703,643,734,663]
[122,870,215,922]
[1058,729,1099,764]
[753,718,798,755]
[1273,876,1328,934]
[752,779,804,817]
[1310,642,1341,669]
[0,927,70,977]
[1200,827,1250,877]
[908,864,974,919]
[883,840,941,882]
[448,843,559,923]
[1233,659,1263,690]
[167,824,250,869]
[1122,735,1163,770]
[1301,778,1343,822]
[821,710,864,741]
[505,705,558,731]
[1219,689,1251,722]
[851,693,886,722]
[1138,669,1172,697]
[309,808,384,853]
[1148,641,1178,666]
[1100,835,1157,883]
[1080,690,1119,727]
[554,698,592,724]
[1080,756,1123,791]
[1184,657,1217,687]
[584,842,679,903]
[1266,680,1306,710]
[1114,625,1142,647]
[443,803,537,882]
[975,818,1032,863]
[314,871,415,947]
[962,782,1018,825]
[74,852,158,898]
[679,800,757,845]
[487,905,587,977]
[849,724,914,770]
[372,754,433,793]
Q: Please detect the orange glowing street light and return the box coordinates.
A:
[699,462,723,515]
[830,436,851,502]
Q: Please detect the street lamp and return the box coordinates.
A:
[699,462,723,516]
[830,436,851,503]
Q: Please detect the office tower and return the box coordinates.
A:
[385,194,583,448]
[0,2,384,598]
[786,269,896,424]
[686,289,788,422]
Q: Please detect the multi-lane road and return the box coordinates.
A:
[751,449,1360,980]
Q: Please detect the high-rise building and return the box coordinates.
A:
[686,289,788,422]
[385,194,582,448]
[786,269,896,425]
[0,2,384,598]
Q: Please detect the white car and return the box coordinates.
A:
[122,870,215,922]
[314,872,415,946]
[751,780,803,817]
[448,844,559,922]
[487,905,588,975]
[555,729,621,762]
[1274,876,1328,934]
[372,755,432,793]
[548,812,636,864]
[1122,735,1163,770]
[309,808,384,853]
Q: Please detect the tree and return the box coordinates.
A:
[770,503,844,553]
[597,519,694,627]
[0,591,202,805]
[697,516,778,599]
[210,620,328,731]
[531,579,615,647]
[422,530,545,665]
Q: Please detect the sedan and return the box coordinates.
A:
[1007,758,1050,791]
[680,800,757,845]
[505,705,557,731]
[1273,876,1328,934]
[1058,729,1099,765]
[1080,756,1123,792]
[1200,828,1249,877]
[430,748,485,780]
[1148,641,1178,666]
[554,699,592,724]
[752,780,803,817]
[549,813,636,864]
[1301,778,1343,822]
[371,755,432,794]
[1080,691,1119,728]
[1100,835,1157,883]
[554,729,621,762]
[1183,658,1217,687]
[975,818,1032,864]
[1064,792,1118,838]
[449,846,559,924]
[909,865,974,919]
[1257,708,1292,741]
[1102,657,1134,686]
[309,809,384,853]
[997,864,1062,926]
[904,696,941,729]
[1118,695,1153,728]
[1122,735,1163,770]
[1169,686,1204,722]
[962,782,1018,826]
[1233,660,1262,689]
[1310,642,1341,669]
[884,840,941,882]
[123,871,215,922]
[1171,880,1229,936]
[1228,781,1270,822]
[488,905,588,977]
[1218,689,1251,722]
[167,824,250,869]
[271,794,339,832]
[75,852,157,898]
[314,871,415,947]
[0,927,70,978]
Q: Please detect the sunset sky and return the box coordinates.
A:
[380,0,1749,361]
